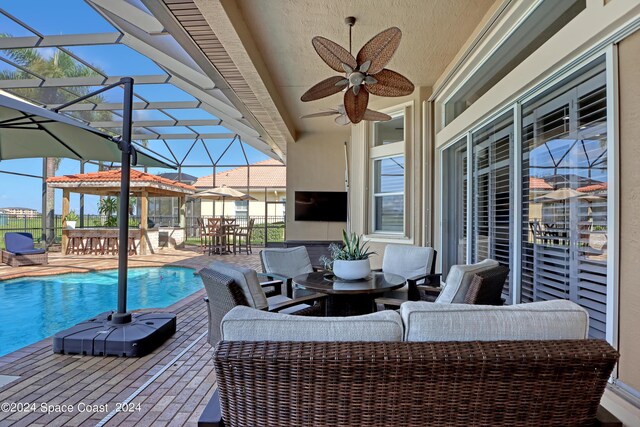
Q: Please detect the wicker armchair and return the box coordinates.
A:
[208,339,618,427]
[464,264,510,305]
[2,232,48,267]
[199,262,326,345]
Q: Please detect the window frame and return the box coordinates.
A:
[368,107,409,236]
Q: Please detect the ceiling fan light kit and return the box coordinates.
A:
[301,16,415,124]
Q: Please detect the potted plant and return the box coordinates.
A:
[64,210,79,229]
[321,230,375,280]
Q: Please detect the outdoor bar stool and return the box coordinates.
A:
[67,236,85,255]
[104,236,118,255]
[128,236,137,255]
[84,236,103,255]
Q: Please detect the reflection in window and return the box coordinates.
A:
[472,112,513,299]
[373,156,404,232]
[521,59,607,338]
[442,138,468,274]
[373,116,404,146]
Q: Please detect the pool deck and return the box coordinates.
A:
[0,247,261,426]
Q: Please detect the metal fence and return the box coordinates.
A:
[179,215,285,246]
[0,213,285,249]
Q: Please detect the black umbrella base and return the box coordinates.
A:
[53,311,176,357]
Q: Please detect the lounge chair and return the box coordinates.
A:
[1,232,48,267]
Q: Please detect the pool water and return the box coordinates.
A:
[0,267,203,356]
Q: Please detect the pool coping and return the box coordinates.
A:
[0,259,201,282]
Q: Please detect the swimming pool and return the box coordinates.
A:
[0,266,203,357]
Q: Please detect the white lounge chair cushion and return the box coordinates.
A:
[208,261,268,310]
[401,300,589,342]
[436,259,499,303]
[221,306,404,342]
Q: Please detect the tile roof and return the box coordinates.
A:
[577,182,607,193]
[194,159,285,189]
[530,177,553,190]
[47,169,196,192]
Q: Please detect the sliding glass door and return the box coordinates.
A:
[441,57,608,338]
[521,59,608,338]
[471,112,513,298]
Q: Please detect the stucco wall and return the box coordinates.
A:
[285,131,348,241]
[618,27,640,395]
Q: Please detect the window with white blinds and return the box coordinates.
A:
[373,156,404,232]
[471,113,513,298]
[442,138,468,275]
[370,110,406,234]
[441,57,608,338]
[521,59,608,338]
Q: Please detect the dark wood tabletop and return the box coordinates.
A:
[293,271,406,295]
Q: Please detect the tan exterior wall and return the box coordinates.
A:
[285,131,348,241]
[199,189,285,218]
[618,27,640,396]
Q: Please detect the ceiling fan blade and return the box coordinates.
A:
[301,76,348,102]
[300,110,340,119]
[365,69,414,97]
[362,109,392,121]
[356,27,402,75]
[312,36,357,72]
[344,89,369,124]
[335,114,351,126]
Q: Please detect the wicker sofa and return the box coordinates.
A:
[202,300,619,427]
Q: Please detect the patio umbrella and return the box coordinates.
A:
[0,93,173,168]
[193,186,256,217]
[535,187,585,203]
[0,79,178,356]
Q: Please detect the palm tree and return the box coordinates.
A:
[0,37,113,245]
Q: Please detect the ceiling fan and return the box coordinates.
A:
[301,104,392,126]
[300,17,414,124]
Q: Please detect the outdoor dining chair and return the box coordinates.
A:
[375,244,439,302]
[235,218,255,254]
[259,246,325,297]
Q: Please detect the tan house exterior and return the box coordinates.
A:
[0,207,38,217]
[194,159,286,219]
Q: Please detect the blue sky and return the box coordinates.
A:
[0,0,269,214]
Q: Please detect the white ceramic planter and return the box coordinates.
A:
[333,259,371,280]
[66,221,77,229]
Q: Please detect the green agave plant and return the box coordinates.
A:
[320,230,375,270]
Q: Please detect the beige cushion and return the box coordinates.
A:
[436,259,499,303]
[401,300,589,342]
[208,261,268,310]
[221,306,404,342]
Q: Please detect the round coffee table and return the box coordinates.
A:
[293,271,406,316]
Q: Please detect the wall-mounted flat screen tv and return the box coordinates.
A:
[295,191,347,222]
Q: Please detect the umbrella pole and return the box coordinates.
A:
[113,77,134,324]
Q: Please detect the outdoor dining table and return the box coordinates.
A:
[293,271,405,316]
